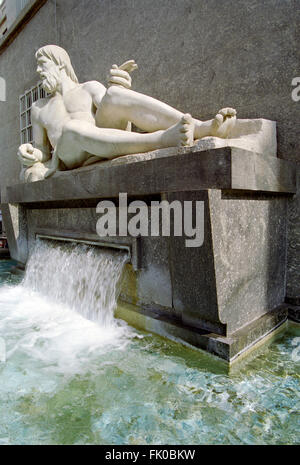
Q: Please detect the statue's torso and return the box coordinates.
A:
[38,83,100,148]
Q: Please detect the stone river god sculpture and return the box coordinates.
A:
[18,45,275,182]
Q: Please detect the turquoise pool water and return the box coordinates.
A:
[0,259,299,445]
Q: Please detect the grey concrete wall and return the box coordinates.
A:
[0,0,299,297]
[0,0,56,191]
[168,190,288,335]
[287,165,300,302]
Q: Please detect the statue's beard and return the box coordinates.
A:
[41,73,60,94]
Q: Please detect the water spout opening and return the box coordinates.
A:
[35,233,131,263]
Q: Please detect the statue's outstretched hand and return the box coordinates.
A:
[108,60,138,89]
[17,143,43,167]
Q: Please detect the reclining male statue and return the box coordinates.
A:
[18,45,238,182]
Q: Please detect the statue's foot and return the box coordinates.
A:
[212,107,236,138]
[163,114,195,148]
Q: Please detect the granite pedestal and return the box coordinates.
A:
[1,145,297,362]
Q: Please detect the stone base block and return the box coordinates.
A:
[116,301,288,363]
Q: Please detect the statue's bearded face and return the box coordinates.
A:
[36,57,62,93]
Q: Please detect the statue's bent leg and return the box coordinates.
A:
[57,117,194,167]
[97,86,184,132]
[96,86,236,139]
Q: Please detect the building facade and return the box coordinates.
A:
[0,0,30,37]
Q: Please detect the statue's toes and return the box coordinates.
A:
[219,107,236,117]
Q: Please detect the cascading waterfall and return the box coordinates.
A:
[23,239,128,326]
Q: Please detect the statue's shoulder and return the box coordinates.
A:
[32,97,50,110]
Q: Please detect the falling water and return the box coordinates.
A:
[23,239,128,326]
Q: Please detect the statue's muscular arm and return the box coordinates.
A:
[31,103,52,162]
[83,81,107,111]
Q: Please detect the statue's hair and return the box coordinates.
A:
[35,45,79,83]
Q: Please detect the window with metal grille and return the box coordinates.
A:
[19,83,48,145]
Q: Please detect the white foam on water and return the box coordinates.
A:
[0,240,137,374]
